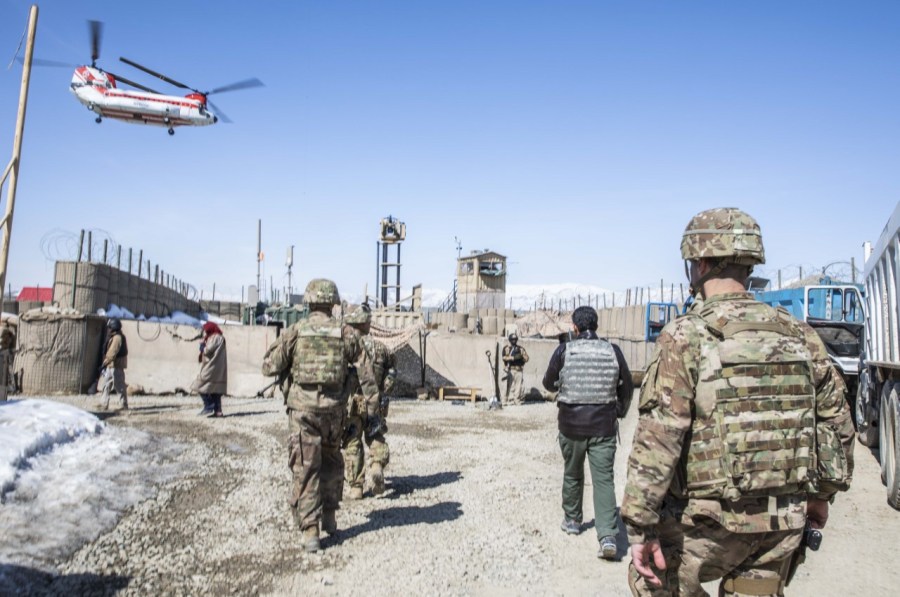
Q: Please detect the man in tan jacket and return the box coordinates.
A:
[99,317,128,410]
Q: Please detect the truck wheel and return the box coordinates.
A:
[857,371,878,447]
[878,382,900,509]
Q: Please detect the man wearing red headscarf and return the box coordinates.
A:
[192,322,228,417]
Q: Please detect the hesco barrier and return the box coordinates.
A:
[14,309,106,394]
[53,261,200,318]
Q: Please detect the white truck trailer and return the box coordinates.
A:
[858,200,900,508]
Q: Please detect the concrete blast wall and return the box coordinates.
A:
[53,262,200,318]
[393,333,560,400]
[121,320,279,397]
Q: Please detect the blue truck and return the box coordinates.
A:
[644,279,866,412]
[752,277,866,404]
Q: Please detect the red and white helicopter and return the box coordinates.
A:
[68,21,262,135]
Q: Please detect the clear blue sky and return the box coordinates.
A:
[1,0,897,302]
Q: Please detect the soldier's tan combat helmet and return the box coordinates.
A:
[304,278,340,306]
[680,207,766,266]
[345,303,372,326]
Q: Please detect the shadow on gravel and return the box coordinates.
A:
[387,471,462,498]
[0,563,131,596]
[332,501,463,545]
[220,411,270,418]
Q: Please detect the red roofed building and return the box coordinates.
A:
[16,287,52,302]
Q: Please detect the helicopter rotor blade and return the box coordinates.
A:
[119,56,192,90]
[105,70,162,94]
[89,20,102,66]
[207,99,232,124]
[207,78,264,96]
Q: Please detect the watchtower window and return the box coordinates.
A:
[479,261,505,276]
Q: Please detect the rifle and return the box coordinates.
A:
[785,524,823,586]
[256,371,290,399]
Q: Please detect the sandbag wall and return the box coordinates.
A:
[14,311,106,394]
[428,308,517,335]
[53,262,200,318]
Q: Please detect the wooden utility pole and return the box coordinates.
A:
[0,5,38,303]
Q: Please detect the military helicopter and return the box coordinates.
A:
[67,21,262,135]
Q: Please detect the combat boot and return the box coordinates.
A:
[347,486,364,500]
[370,462,385,496]
[301,525,320,553]
[322,509,337,535]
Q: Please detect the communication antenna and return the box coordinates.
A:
[285,245,294,305]
[256,219,262,294]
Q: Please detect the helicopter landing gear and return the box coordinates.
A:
[167,127,175,136]
[95,116,102,124]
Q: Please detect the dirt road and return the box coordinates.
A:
[4,393,899,596]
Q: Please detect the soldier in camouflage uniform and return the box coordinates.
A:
[262,279,365,553]
[343,303,396,499]
[622,208,855,596]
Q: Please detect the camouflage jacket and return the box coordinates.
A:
[621,292,854,543]
[350,334,396,416]
[261,311,365,412]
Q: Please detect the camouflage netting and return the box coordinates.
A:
[368,321,425,352]
[368,321,432,397]
[512,310,572,338]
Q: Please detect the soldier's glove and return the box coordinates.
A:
[365,415,384,440]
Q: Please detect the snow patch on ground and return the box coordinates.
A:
[0,399,185,571]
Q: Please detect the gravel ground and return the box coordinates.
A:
[4,392,900,596]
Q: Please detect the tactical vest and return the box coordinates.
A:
[557,338,619,405]
[506,345,526,368]
[291,319,347,387]
[682,304,817,501]
[108,333,128,358]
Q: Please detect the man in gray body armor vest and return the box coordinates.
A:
[543,305,633,560]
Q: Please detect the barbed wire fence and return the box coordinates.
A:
[39,228,199,302]
[524,258,862,313]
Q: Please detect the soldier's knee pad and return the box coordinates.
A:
[370,441,389,466]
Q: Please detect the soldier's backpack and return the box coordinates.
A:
[291,319,347,387]
[683,304,818,501]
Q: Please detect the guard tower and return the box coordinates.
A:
[376,216,406,308]
[456,249,506,311]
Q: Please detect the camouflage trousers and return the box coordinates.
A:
[344,400,389,490]
[504,368,524,405]
[287,407,345,532]
[628,515,802,597]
